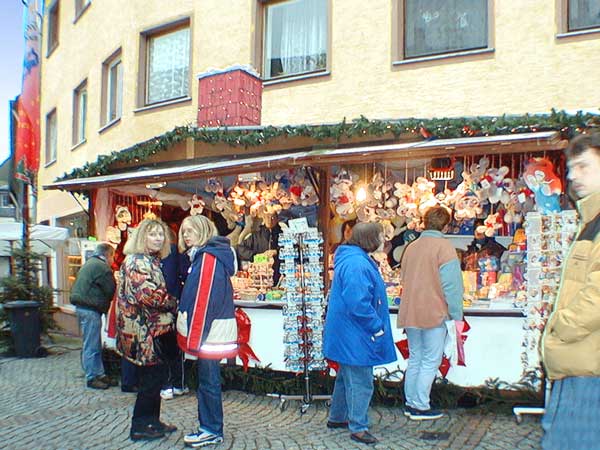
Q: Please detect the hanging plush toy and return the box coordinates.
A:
[188,194,205,216]
[522,157,562,214]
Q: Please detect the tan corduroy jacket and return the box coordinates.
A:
[542,191,600,380]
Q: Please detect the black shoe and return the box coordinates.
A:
[98,375,118,387]
[407,408,444,421]
[121,385,138,393]
[327,420,349,429]
[151,421,177,433]
[130,424,165,441]
[86,377,109,390]
[350,431,378,445]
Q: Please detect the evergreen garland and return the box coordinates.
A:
[57,109,599,183]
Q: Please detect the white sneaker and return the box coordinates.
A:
[160,388,174,400]
[184,430,224,447]
[173,386,189,396]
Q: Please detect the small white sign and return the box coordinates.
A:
[288,217,309,233]
[238,172,262,182]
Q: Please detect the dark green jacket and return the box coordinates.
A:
[70,255,116,314]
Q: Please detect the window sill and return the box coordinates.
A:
[134,96,191,114]
[44,159,57,168]
[98,117,121,134]
[59,305,76,314]
[46,43,59,58]
[263,70,330,87]
[73,2,91,24]
[71,139,87,152]
[393,48,495,66]
[556,27,600,39]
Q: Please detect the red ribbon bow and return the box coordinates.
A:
[235,308,260,372]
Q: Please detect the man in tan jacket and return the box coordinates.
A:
[541,132,600,450]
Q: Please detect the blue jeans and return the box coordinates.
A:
[328,364,374,433]
[76,307,104,381]
[197,359,223,436]
[542,376,600,450]
[404,325,447,411]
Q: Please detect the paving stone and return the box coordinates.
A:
[0,349,542,450]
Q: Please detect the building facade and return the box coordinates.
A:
[37,0,600,316]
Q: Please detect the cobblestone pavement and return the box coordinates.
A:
[0,349,542,450]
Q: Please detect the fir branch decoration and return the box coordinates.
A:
[56,109,599,183]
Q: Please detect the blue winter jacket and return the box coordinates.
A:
[177,236,238,359]
[324,245,397,366]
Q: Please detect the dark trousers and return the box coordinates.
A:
[197,359,223,436]
[132,363,166,430]
[121,357,138,388]
[163,350,185,389]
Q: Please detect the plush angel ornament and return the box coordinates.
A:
[523,157,562,213]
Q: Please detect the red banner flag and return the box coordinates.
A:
[14,1,43,185]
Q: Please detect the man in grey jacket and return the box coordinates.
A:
[70,243,116,389]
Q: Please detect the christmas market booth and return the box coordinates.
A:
[46,109,597,393]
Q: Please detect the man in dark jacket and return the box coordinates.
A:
[237,214,281,283]
[70,243,116,389]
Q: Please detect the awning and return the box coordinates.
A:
[0,222,69,256]
[44,131,565,191]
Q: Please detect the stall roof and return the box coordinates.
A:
[0,222,69,256]
[45,131,564,191]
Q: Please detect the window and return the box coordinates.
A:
[101,50,123,125]
[144,25,190,105]
[47,1,59,54]
[72,81,87,145]
[45,109,57,164]
[74,0,91,20]
[262,0,328,80]
[403,0,488,59]
[567,0,600,31]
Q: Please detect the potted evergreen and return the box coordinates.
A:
[0,246,58,355]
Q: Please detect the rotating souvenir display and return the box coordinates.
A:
[280,227,326,372]
[276,226,329,413]
[521,210,578,385]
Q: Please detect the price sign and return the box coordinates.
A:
[288,217,309,233]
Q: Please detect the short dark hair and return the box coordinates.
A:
[347,222,383,253]
[341,219,357,235]
[94,242,114,258]
[565,132,600,160]
[424,206,451,231]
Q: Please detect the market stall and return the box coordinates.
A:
[46,129,572,388]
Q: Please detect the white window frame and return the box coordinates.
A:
[261,0,330,81]
[45,109,57,165]
[74,0,91,20]
[101,50,123,127]
[393,0,495,65]
[144,25,191,106]
[72,81,87,146]
[47,1,60,56]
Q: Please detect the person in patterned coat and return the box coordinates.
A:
[116,219,178,442]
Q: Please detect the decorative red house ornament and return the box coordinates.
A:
[197,65,263,127]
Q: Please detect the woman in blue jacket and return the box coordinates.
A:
[176,215,238,448]
[324,222,397,445]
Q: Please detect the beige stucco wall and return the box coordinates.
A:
[37,0,600,222]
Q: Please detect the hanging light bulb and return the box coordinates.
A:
[356,186,367,203]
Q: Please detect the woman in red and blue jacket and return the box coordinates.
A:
[176,215,238,448]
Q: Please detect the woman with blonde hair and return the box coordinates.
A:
[177,215,239,448]
[116,218,178,441]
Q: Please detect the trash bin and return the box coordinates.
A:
[3,300,41,357]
